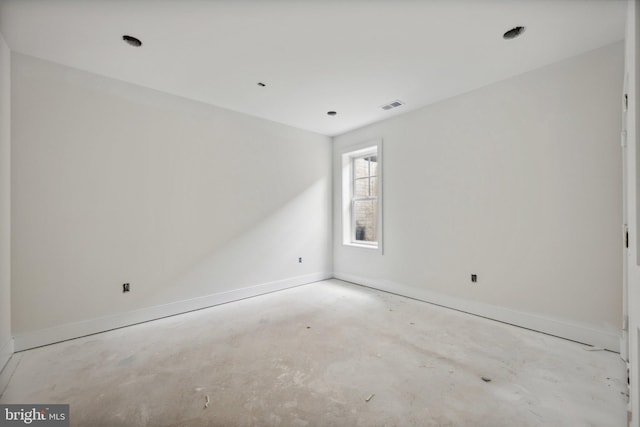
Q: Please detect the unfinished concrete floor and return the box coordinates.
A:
[0,280,627,426]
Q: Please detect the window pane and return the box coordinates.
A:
[370,176,378,197]
[354,177,369,198]
[369,157,378,177]
[354,200,377,242]
[354,157,369,179]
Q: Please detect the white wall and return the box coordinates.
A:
[11,53,332,350]
[0,33,12,370]
[624,0,640,424]
[334,43,624,350]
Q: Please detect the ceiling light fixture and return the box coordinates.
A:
[503,26,525,40]
[122,35,142,47]
[327,111,337,116]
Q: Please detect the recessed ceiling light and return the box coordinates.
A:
[327,111,337,116]
[122,35,142,47]
[503,26,525,40]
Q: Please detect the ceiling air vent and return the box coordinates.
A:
[381,100,405,111]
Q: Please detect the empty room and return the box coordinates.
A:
[1,0,639,426]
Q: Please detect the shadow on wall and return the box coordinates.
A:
[148,177,332,306]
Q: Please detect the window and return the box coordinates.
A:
[353,154,378,243]
[341,141,382,250]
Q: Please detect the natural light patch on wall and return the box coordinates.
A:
[10,53,332,337]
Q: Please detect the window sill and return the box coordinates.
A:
[343,242,379,250]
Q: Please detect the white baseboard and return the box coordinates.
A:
[334,272,621,352]
[12,271,620,353]
[0,337,13,373]
[14,272,331,352]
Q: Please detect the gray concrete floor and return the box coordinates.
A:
[0,279,627,426]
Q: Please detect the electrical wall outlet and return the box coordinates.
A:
[123,283,130,293]
[298,257,302,263]
[471,274,477,283]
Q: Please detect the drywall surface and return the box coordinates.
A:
[333,43,624,348]
[11,53,332,345]
[0,33,12,369]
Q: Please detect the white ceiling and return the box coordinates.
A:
[0,0,627,136]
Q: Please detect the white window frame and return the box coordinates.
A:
[341,139,383,253]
